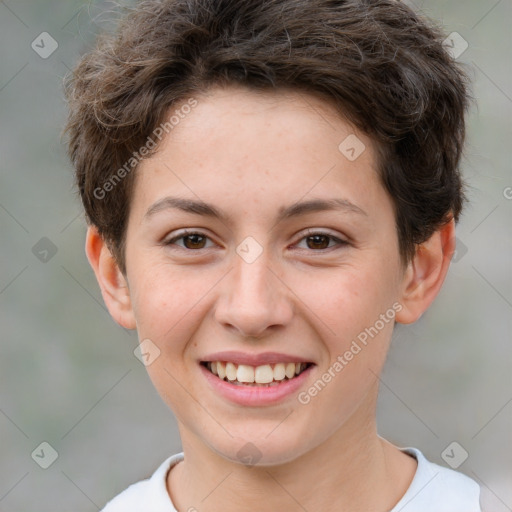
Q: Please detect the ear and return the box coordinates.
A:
[85,226,136,330]
[395,218,456,324]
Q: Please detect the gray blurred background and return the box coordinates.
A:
[0,1,510,510]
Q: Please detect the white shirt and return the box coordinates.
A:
[101,447,481,511]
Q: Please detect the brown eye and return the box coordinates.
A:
[182,234,207,249]
[295,231,348,251]
[306,234,331,250]
[165,231,214,250]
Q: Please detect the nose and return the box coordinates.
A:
[214,251,294,339]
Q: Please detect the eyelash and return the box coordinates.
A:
[163,229,348,252]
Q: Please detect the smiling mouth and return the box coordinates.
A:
[201,361,313,387]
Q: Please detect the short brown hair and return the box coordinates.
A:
[64,0,471,274]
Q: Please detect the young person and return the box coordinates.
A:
[64,0,481,510]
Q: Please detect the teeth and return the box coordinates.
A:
[254,364,274,384]
[237,364,255,383]
[273,363,286,381]
[206,361,309,385]
[217,361,226,380]
[285,362,296,379]
[226,362,237,381]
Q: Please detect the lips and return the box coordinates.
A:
[199,351,315,405]
[201,350,313,367]
[200,359,314,406]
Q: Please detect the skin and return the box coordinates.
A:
[86,85,456,511]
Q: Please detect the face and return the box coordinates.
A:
[119,86,410,465]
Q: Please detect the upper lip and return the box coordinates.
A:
[201,351,314,366]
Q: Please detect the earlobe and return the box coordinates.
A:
[395,218,456,324]
[85,226,137,330]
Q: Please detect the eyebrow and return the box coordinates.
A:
[144,196,367,224]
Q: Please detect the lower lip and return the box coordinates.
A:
[200,364,314,406]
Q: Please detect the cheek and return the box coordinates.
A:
[296,286,394,437]
[292,261,397,344]
[129,263,213,348]
[292,260,398,404]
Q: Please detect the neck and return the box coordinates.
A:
[167,390,416,512]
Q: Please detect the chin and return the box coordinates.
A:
[209,430,312,468]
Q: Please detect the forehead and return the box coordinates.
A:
[133,85,387,223]
[169,85,372,163]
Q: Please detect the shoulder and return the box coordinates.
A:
[100,452,184,512]
[391,447,481,512]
